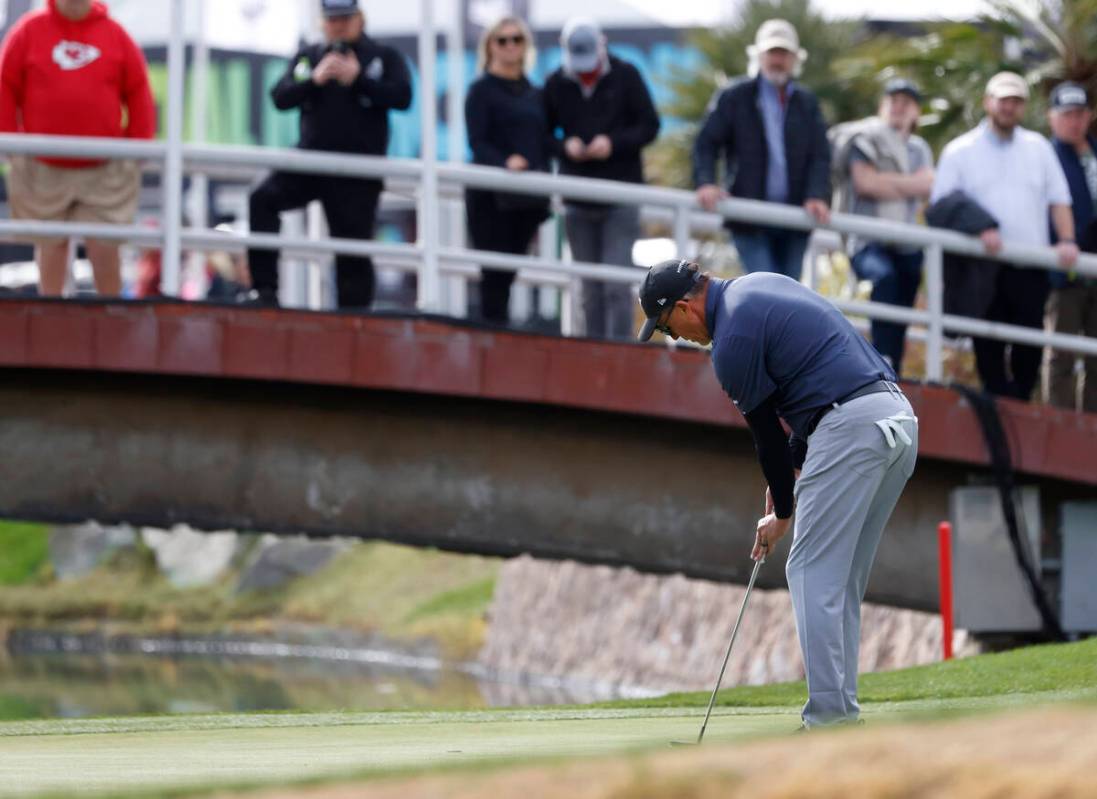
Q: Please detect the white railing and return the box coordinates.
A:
[1,132,1097,384]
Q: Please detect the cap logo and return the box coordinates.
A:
[1059,88,1087,105]
[657,297,667,306]
[677,260,687,273]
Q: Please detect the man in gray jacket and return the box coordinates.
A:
[839,79,935,374]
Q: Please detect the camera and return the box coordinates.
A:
[327,41,351,55]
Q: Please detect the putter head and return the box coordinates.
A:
[669,740,696,747]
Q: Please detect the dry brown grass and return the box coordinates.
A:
[224,705,1097,799]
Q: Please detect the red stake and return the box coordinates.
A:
[938,521,954,661]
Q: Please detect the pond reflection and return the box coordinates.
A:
[0,631,631,720]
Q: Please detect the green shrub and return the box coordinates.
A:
[0,522,50,586]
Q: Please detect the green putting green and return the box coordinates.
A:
[0,707,799,797]
[0,637,1094,798]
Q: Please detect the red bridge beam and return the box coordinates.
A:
[2,298,1095,487]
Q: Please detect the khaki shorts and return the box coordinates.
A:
[7,156,141,244]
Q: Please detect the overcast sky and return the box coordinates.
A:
[622,0,991,26]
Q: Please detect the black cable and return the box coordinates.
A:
[951,384,1065,640]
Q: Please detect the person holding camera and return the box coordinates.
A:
[245,0,412,309]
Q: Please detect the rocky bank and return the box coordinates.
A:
[480,556,958,694]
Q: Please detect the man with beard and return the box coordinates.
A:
[931,72,1078,400]
[693,19,831,280]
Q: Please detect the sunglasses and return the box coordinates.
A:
[495,34,526,46]
[654,307,675,337]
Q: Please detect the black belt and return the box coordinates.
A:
[805,380,900,436]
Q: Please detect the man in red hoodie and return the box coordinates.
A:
[0,0,155,297]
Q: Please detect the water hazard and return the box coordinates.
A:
[0,629,637,721]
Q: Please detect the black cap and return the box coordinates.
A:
[321,0,360,18]
[1051,82,1089,110]
[636,259,703,341]
[884,78,921,103]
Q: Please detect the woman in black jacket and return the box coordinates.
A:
[465,15,550,324]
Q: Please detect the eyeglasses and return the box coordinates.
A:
[654,308,675,337]
[495,34,526,47]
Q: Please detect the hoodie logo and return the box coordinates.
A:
[53,41,101,71]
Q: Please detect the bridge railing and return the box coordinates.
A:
[1,132,1097,383]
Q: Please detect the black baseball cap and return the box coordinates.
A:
[636,259,703,341]
[1051,82,1089,110]
[321,0,360,18]
[884,78,921,103]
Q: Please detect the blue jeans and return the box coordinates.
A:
[732,228,810,282]
[851,245,923,374]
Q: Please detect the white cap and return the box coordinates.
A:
[754,19,800,53]
[986,71,1030,100]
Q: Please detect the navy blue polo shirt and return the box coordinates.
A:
[706,273,894,437]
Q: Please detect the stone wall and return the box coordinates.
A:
[480,556,952,695]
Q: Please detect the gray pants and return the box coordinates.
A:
[788,388,918,727]
[564,204,639,340]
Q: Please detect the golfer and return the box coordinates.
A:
[638,261,918,728]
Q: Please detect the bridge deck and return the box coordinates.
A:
[2,298,1095,486]
[2,299,1094,610]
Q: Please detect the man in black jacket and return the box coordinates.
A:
[544,17,660,339]
[693,19,830,281]
[245,0,412,309]
[1046,82,1097,412]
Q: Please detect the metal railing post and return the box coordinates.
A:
[673,205,690,260]
[416,0,441,312]
[925,243,945,383]
[161,0,186,296]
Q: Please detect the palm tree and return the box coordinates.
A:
[834,0,1097,153]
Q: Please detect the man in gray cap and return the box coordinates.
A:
[635,259,917,729]
[544,17,660,340]
[931,71,1077,400]
[693,19,831,280]
[1045,81,1097,412]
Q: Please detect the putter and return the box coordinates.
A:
[671,553,765,747]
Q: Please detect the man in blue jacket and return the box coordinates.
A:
[1046,81,1097,413]
[637,259,917,729]
[693,19,831,280]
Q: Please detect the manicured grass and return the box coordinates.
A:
[404,578,496,624]
[0,639,1094,798]
[600,636,1097,709]
[0,522,49,586]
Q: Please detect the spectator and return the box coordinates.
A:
[246,0,411,309]
[1045,81,1097,413]
[930,72,1078,401]
[0,0,155,297]
[693,18,830,281]
[464,15,550,325]
[544,17,660,340]
[841,78,934,374]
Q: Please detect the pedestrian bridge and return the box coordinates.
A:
[3,298,1096,611]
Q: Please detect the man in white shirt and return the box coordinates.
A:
[931,71,1078,400]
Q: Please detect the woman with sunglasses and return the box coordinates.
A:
[465,16,551,325]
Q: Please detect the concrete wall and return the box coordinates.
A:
[0,368,1066,611]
